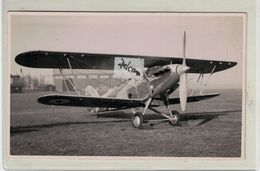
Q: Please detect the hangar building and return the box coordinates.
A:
[53,69,123,92]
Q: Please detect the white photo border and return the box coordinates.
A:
[2,0,258,170]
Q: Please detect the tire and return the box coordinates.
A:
[169,110,181,126]
[132,112,144,128]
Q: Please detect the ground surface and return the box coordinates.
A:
[10,89,242,157]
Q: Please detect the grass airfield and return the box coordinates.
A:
[10,90,242,157]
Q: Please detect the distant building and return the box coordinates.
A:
[37,84,56,91]
[53,69,123,92]
[22,74,35,90]
[10,75,22,93]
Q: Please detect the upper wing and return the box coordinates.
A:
[38,94,145,108]
[15,50,237,74]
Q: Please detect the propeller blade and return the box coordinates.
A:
[183,31,186,66]
[179,31,188,111]
[179,73,187,111]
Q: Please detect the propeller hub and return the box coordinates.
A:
[182,66,190,72]
[176,65,190,76]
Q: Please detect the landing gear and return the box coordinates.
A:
[132,112,144,128]
[131,97,182,128]
[168,110,180,126]
[149,107,181,127]
[132,98,152,129]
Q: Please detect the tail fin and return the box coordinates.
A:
[84,85,99,97]
[84,85,99,113]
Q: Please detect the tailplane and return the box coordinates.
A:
[84,85,99,97]
[84,85,99,113]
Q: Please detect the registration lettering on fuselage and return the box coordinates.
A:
[113,57,144,80]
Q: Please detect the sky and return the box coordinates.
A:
[10,12,245,89]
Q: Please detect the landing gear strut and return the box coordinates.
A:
[149,107,181,127]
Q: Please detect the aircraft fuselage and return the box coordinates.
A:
[149,67,179,98]
[112,64,188,100]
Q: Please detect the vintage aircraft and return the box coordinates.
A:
[15,32,237,128]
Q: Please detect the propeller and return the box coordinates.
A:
[179,31,189,111]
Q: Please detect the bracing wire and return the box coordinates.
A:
[67,55,127,88]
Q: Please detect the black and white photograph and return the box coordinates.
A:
[9,12,245,158]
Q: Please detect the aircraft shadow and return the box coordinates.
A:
[10,109,241,135]
[10,119,129,136]
[97,109,241,120]
[181,109,241,120]
[97,109,242,127]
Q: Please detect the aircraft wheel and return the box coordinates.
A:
[169,110,180,126]
[132,112,144,128]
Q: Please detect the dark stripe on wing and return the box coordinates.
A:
[38,94,145,108]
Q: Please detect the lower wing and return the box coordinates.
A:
[38,93,219,110]
[38,94,145,108]
[152,93,220,107]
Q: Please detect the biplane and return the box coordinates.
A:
[15,32,237,128]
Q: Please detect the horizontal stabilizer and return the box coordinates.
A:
[38,94,145,108]
[16,50,237,74]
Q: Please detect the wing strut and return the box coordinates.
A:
[201,65,216,94]
[191,65,217,95]
[58,60,81,96]
[67,57,81,95]
[59,68,71,95]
